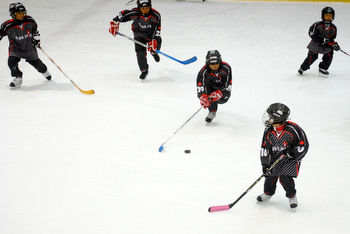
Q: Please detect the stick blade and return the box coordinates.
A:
[158,145,164,152]
[179,56,197,65]
[81,89,95,95]
[208,205,230,212]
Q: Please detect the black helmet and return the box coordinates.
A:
[262,103,290,127]
[137,0,151,8]
[9,2,26,20]
[321,6,335,23]
[206,50,222,65]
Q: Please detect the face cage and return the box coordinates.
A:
[262,111,274,127]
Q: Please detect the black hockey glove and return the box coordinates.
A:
[331,42,340,51]
[279,148,295,159]
[262,165,272,176]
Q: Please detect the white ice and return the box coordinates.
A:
[1,0,350,233]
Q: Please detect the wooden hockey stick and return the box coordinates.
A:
[39,47,95,95]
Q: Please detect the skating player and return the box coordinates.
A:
[196,50,232,123]
[109,0,161,80]
[257,103,309,209]
[0,2,51,89]
[298,7,340,78]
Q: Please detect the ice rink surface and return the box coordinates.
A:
[1,0,350,233]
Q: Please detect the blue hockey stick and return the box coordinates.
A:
[116,32,197,65]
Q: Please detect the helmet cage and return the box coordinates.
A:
[262,111,275,127]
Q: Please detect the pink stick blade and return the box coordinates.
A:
[208,205,230,212]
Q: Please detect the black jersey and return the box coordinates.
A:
[196,62,232,99]
[307,21,337,54]
[0,16,39,60]
[260,121,309,177]
[113,8,161,40]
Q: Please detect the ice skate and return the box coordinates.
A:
[257,193,272,202]
[289,195,298,209]
[318,68,329,78]
[139,70,148,80]
[297,68,304,76]
[205,111,216,123]
[9,77,23,89]
[151,51,160,62]
[42,70,51,80]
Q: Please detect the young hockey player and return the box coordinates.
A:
[109,0,161,80]
[196,50,232,123]
[297,6,340,78]
[257,103,309,209]
[0,2,51,89]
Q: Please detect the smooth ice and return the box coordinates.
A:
[1,0,350,233]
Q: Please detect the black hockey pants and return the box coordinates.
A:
[8,56,48,78]
[135,37,162,72]
[300,50,334,71]
[263,176,296,198]
[208,97,229,113]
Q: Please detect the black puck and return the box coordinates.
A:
[184,150,191,153]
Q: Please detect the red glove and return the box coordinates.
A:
[109,21,119,36]
[200,94,210,109]
[208,90,223,102]
[147,39,158,52]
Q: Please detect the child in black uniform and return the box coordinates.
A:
[0,3,51,89]
[298,7,340,78]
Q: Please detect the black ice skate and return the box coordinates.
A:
[139,70,148,80]
[319,68,329,78]
[205,111,216,123]
[10,77,23,89]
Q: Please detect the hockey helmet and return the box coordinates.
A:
[137,0,152,8]
[321,6,335,23]
[9,2,26,20]
[206,50,222,65]
[262,103,290,127]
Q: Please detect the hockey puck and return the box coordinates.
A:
[184,150,191,154]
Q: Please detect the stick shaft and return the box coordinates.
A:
[116,32,197,65]
[39,47,94,94]
[208,154,286,212]
[159,107,202,152]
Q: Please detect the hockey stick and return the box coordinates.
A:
[208,154,286,212]
[116,32,197,65]
[340,49,350,56]
[159,107,202,152]
[39,47,95,95]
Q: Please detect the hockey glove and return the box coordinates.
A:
[280,148,294,159]
[208,90,223,102]
[263,165,272,176]
[200,94,211,109]
[329,42,340,51]
[147,39,158,52]
[33,32,41,48]
[109,21,119,37]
